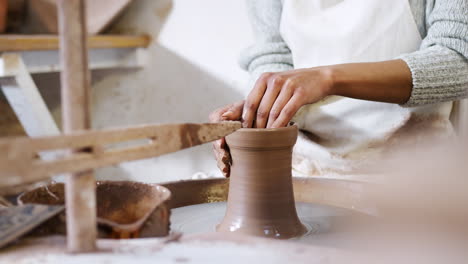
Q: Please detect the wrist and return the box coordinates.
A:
[316,60,413,104]
[318,65,339,97]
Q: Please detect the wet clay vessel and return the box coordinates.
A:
[217,126,307,239]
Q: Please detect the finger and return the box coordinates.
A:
[219,137,226,149]
[222,149,232,178]
[266,80,294,128]
[255,76,284,128]
[212,142,222,162]
[242,73,272,128]
[216,148,231,177]
[221,100,244,121]
[210,101,242,122]
[213,140,230,164]
[271,93,303,128]
[209,107,230,122]
[212,140,226,168]
[217,158,230,178]
[212,138,226,152]
[213,145,226,165]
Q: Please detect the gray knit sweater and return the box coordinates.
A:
[240,0,468,106]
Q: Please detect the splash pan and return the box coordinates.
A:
[18,181,171,239]
[18,177,373,241]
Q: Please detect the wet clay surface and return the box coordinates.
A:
[172,201,363,245]
[217,126,307,239]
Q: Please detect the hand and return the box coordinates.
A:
[209,100,244,177]
[242,68,334,128]
[243,60,414,128]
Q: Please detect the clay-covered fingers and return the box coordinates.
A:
[208,100,243,153]
[209,105,230,123]
[209,101,244,177]
[242,67,334,128]
[242,73,273,128]
[255,75,286,128]
[213,139,231,177]
[221,100,244,121]
[270,93,303,128]
[243,72,297,128]
[209,100,244,126]
[212,137,226,157]
[209,104,230,167]
[266,79,295,128]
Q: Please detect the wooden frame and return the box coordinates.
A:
[57,0,96,252]
[0,34,150,52]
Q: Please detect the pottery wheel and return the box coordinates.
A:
[170,201,372,245]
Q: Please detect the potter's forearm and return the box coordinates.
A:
[328,59,412,104]
[241,59,414,128]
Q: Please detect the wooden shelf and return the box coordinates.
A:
[0,34,151,52]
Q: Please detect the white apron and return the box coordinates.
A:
[280,0,454,177]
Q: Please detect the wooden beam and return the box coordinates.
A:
[0,122,242,187]
[57,0,96,253]
[0,34,151,52]
[0,53,60,138]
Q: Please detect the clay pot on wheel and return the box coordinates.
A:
[217,125,306,239]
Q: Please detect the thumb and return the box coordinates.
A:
[221,101,244,120]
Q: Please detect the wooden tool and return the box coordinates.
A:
[0,121,241,188]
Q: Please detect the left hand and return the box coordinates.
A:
[209,100,244,177]
[242,67,334,128]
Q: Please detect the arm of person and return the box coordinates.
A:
[399,0,468,107]
[209,0,292,177]
[242,60,412,128]
[242,0,468,128]
[239,0,294,90]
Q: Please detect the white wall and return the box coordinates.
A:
[89,0,253,182]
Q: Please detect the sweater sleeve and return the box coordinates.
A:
[399,0,468,107]
[239,0,294,89]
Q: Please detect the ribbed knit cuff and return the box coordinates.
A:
[399,46,468,107]
[239,42,293,71]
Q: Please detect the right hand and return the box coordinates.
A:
[209,100,244,177]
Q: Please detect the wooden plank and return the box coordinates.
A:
[30,0,132,34]
[0,34,150,52]
[0,94,26,137]
[57,0,96,253]
[0,48,145,78]
[0,53,61,138]
[0,122,241,187]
